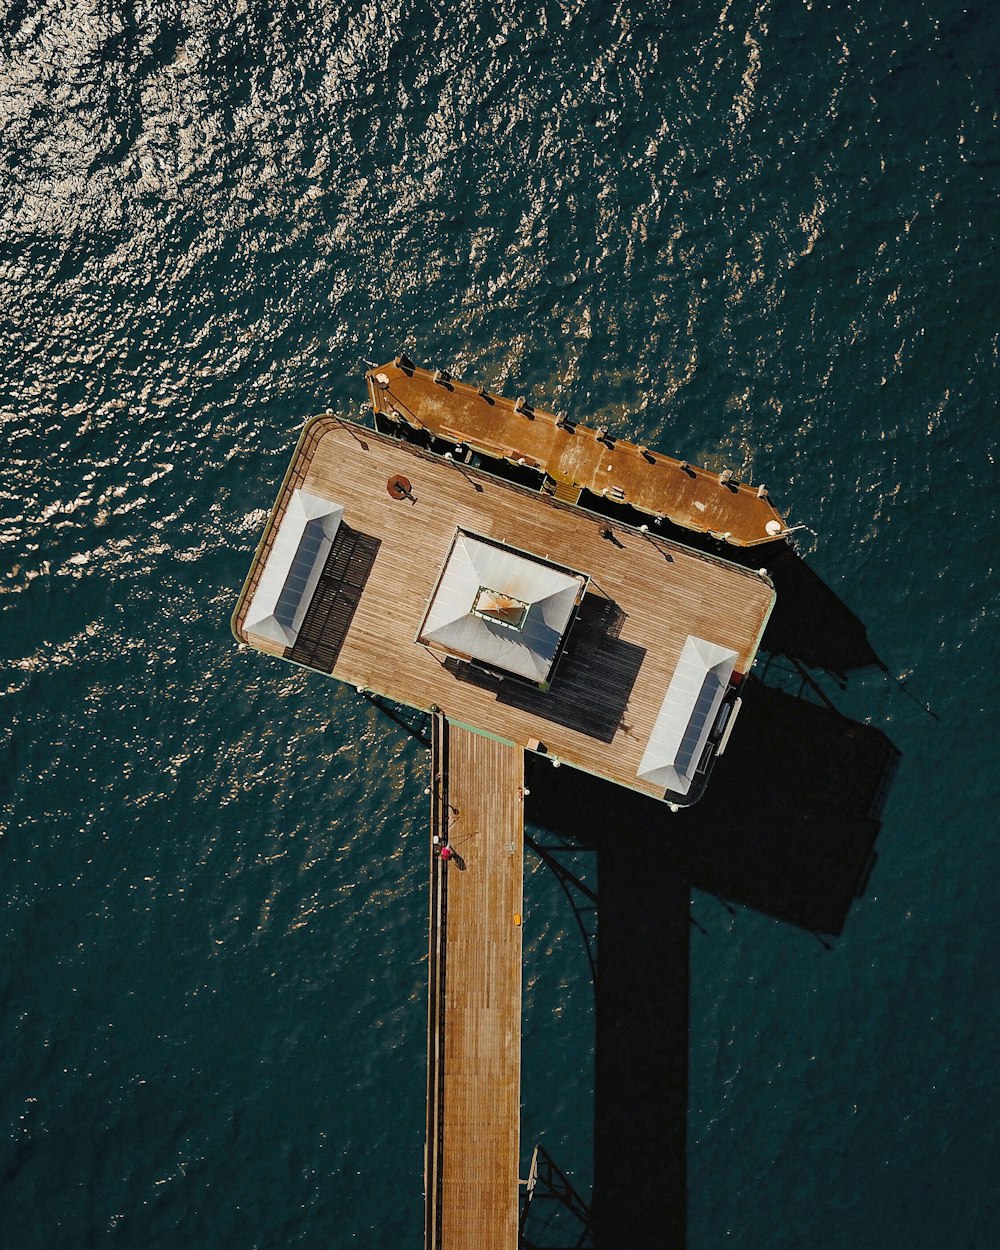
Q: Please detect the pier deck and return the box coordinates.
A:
[368,361,786,546]
[233,419,775,801]
[234,401,784,1244]
[426,717,524,1250]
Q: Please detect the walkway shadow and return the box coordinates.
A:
[360,691,431,748]
[524,674,899,1248]
[590,839,689,1250]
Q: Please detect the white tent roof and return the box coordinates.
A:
[636,636,738,796]
[418,531,586,683]
[245,489,344,647]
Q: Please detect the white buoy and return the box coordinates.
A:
[766,519,783,536]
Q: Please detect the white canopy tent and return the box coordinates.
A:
[244,489,344,647]
[417,531,587,685]
[636,635,739,796]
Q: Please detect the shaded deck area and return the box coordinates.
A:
[368,360,786,546]
[426,716,525,1250]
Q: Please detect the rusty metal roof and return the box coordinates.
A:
[367,359,788,547]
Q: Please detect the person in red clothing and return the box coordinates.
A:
[440,844,453,862]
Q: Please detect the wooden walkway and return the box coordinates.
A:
[368,360,787,546]
[426,716,524,1250]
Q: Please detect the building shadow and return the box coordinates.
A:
[442,596,644,744]
[523,667,899,1249]
[500,597,644,743]
[660,674,898,936]
[527,674,897,935]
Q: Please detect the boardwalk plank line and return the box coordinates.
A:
[426,723,524,1250]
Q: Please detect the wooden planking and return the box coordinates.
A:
[434,724,524,1250]
[234,420,775,799]
[368,362,786,545]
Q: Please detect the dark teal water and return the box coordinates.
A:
[2,2,998,1246]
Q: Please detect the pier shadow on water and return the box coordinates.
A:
[523,664,899,1249]
[753,544,885,678]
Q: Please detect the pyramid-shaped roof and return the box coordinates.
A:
[417,531,587,684]
[636,635,738,796]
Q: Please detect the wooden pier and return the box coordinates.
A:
[233,395,783,1244]
[426,714,524,1250]
[232,419,774,801]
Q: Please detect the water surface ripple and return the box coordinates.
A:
[1,2,997,1246]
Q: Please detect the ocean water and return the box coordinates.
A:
[2,2,998,1247]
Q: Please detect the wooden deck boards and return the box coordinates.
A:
[368,361,786,546]
[427,722,524,1250]
[233,419,775,800]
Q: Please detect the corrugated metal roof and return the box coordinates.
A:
[636,636,738,796]
[418,531,586,683]
[245,490,344,646]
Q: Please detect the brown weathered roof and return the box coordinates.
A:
[367,359,788,546]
